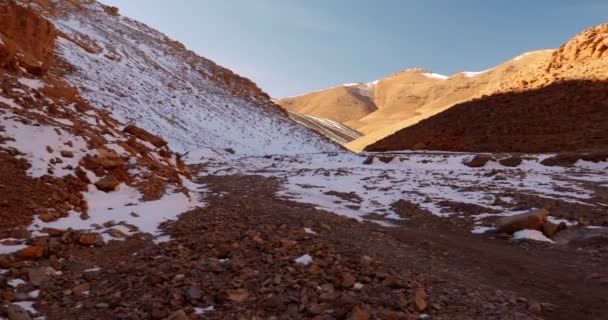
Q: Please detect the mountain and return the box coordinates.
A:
[28,0,339,156]
[276,50,553,151]
[366,24,608,153]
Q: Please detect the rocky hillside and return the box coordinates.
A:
[27,0,339,156]
[0,0,197,248]
[366,24,608,153]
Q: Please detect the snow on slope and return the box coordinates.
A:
[39,0,339,155]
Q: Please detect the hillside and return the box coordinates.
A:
[277,50,554,151]
[31,0,339,156]
[366,24,608,153]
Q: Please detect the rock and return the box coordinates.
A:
[350,307,370,320]
[228,288,249,303]
[107,228,128,239]
[414,289,428,311]
[96,149,124,169]
[18,246,44,259]
[541,221,566,238]
[27,267,49,286]
[499,156,523,167]
[72,282,90,297]
[167,310,189,320]
[124,124,167,148]
[495,209,549,234]
[528,301,543,314]
[185,287,202,301]
[6,304,31,320]
[94,175,120,192]
[341,273,357,288]
[60,150,74,158]
[464,155,492,168]
[77,233,101,246]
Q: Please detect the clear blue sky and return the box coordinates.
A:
[99,0,607,98]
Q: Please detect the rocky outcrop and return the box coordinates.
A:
[0,0,57,75]
[548,24,608,71]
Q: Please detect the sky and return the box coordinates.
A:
[99,0,607,98]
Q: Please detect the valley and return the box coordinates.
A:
[0,0,607,319]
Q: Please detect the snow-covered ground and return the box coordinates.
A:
[198,152,608,232]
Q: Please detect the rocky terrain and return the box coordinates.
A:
[1,1,608,319]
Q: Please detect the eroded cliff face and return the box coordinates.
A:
[0,0,57,75]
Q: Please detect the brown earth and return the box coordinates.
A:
[1,173,606,319]
[365,80,608,153]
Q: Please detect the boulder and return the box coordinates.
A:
[123,124,167,148]
[96,149,124,169]
[499,156,523,167]
[94,175,120,192]
[18,246,44,259]
[495,209,549,234]
[541,221,567,238]
[6,304,31,320]
[464,155,492,168]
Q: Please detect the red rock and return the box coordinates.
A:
[124,124,167,148]
[60,150,74,158]
[18,245,44,259]
[94,175,120,192]
[495,209,549,234]
[414,289,428,311]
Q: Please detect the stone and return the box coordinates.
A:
[499,156,523,167]
[350,307,370,320]
[167,310,189,320]
[94,175,120,192]
[495,209,549,234]
[96,149,124,169]
[228,288,249,302]
[414,289,428,311]
[185,287,202,301]
[6,304,31,320]
[27,267,49,286]
[18,246,44,259]
[72,282,91,297]
[78,233,101,246]
[124,124,167,148]
[541,221,566,238]
[341,273,357,288]
[464,155,493,168]
[60,150,74,158]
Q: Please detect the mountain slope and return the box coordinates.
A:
[31,0,340,156]
[276,51,553,151]
[366,24,608,153]
[288,112,362,145]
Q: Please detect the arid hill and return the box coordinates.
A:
[279,24,608,152]
[366,24,608,153]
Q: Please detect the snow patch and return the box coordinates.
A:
[423,72,448,80]
[513,230,554,243]
[294,254,313,265]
